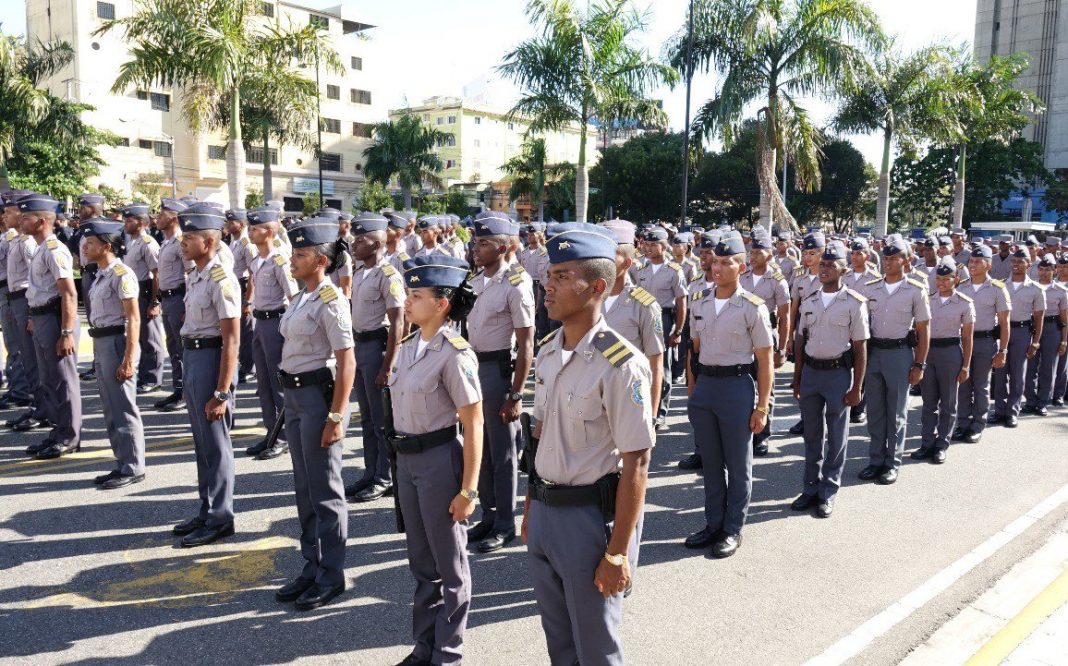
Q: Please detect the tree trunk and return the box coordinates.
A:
[875,128,893,236]
[402,186,412,210]
[758,147,774,230]
[226,88,246,210]
[262,132,273,201]
[951,144,967,229]
[538,201,544,222]
[575,121,589,223]
[755,107,798,233]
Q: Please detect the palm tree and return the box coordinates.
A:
[667,0,883,231]
[362,113,448,210]
[500,138,572,222]
[833,42,959,235]
[500,0,678,223]
[96,0,341,209]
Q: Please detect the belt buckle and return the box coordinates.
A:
[293,376,302,387]
[192,339,202,349]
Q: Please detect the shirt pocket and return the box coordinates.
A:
[728,327,750,353]
[410,374,442,415]
[565,392,604,449]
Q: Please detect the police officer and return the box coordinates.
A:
[83,220,147,488]
[787,232,827,435]
[20,193,82,459]
[990,247,1045,428]
[951,227,971,264]
[525,222,653,665]
[858,235,931,485]
[954,244,1011,443]
[774,231,797,288]
[272,221,356,611]
[911,257,974,465]
[522,223,553,345]
[0,191,32,407]
[226,208,256,383]
[685,231,773,557]
[990,235,1014,281]
[1053,254,1068,405]
[383,212,413,273]
[1022,255,1067,415]
[170,203,241,547]
[412,217,450,258]
[464,217,534,553]
[152,198,189,412]
[121,203,165,393]
[344,213,406,502]
[391,255,484,666]
[74,193,106,382]
[846,238,880,290]
[791,241,868,518]
[401,212,423,256]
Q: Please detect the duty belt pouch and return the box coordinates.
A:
[906,329,918,348]
[499,356,514,380]
[842,348,855,369]
[597,473,621,521]
[993,324,1002,340]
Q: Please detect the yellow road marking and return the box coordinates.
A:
[964,566,1068,666]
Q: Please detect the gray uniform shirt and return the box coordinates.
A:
[1041,282,1068,318]
[8,234,37,291]
[89,259,139,328]
[388,327,482,436]
[689,286,774,366]
[797,288,870,359]
[181,257,241,337]
[350,259,405,332]
[959,278,1011,332]
[229,234,255,279]
[532,319,655,486]
[27,235,73,307]
[403,232,423,256]
[124,231,159,282]
[862,277,932,338]
[468,261,535,352]
[845,267,880,291]
[990,253,1013,281]
[250,251,297,310]
[519,247,548,282]
[1007,278,1046,321]
[928,292,976,338]
[384,250,411,274]
[634,260,687,308]
[158,232,191,291]
[413,244,452,260]
[0,230,13,281]
[602,283,665,356]
[740,269,790,314]
[279,282,354,374]
[791,272,821,303]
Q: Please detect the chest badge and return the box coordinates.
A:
[630,379,644,407]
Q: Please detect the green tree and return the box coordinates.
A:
[500,0,677,223]
[785,139,875,232]
[888,147,956,230]
[667,0,883,231]
[0,35,69,187]
[302,192,324,217]
[444,189,470,217]
[1046,170,1068,221]
[501,137,573,222]
[97,0,341,209]
[130,171,172,210]
[419,194,446,215]
[589,132,684,223]
[689,121,760,227]
[244,185,264,209]
[363,113,448,210]
[355,180,394,213]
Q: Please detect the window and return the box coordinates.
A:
[436,117,444,125]
[354,163,362,172]
[474,116,482,125]
[423,114,429,122]
[319,152,342,171]
[96,1,115,19]
[443,134,456,147]
[246,146,278,164]
[352,122,372,138]
[351,56,363,70]
[135,90,148,100]
[208,145,226,160]
[447,115,456,124]
[153,141,172,158]
[321,117,340,134]
[474,159,481,169]
[350,88,372,104]
[473,139,480,148]
[117,137,130,147]
[326,84,339,100]
[150,92,170,111]
[445,159,456,169]
[309,14,329,29]
[259,2,274,17]
[283,196,304,212]
[138,139,152,150]
[507,122,514,130]
[326,198,343,210]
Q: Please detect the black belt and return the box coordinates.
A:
[805,352,852,370]
[89,325,125,338]
[253,308,285,320]
[182,336,222,350]
[355,327,389,342]
[159,285,186,298]
[974,328,998,339]
[138,279,153,296]
[930,337,961,347]
[8,288,26,301]
[476,349,512,363]
[697,362,754,377]
[278,367,334,389]
[870,336,910,349]
[390,424,458,455]
[1044,315,1061,323]
[28,298,60,316]
[663,306,675,316]
[0,279,7,290]
[82,264,98,275]
[529,472,620,513]
[1009,320,1032,329]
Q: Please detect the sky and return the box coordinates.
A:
[0,0,979,167]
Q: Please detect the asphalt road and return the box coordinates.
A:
[1,344,1067,665]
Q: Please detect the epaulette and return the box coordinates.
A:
[845,288,867,303]
[906,278,926,290]
[508,264,526,285]
[273,238,284,248]
[991,279,1007,289]
[771,270,785,281]
[3,230,15,241]
[691,289,706,302]
[865,278,883,286]
[381,264,397,277]
[690,274,703,283]
[46,238,60,250]
[794,267,807,277]
[272,254,286,266]
[912,268,929,278]
[240,237,250,245]
[538,329,559,347]
[401,330,419,343]
[592,330,633,367]
[539,246,547,256]
[667,261,683,272]
[741,292,764,307]
[446,335,470,350]
[957,292,974,303]
[398,252,410,261]
[210,266,228,282]
[318,283,338,303]
[112,264,128,277]
[629,286,656,306]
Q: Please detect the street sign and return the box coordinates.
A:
[293,177,334,195]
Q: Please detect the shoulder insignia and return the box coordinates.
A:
[691,289,706,302]
[906,278,926,290]
[398,252,409,261]
[210,266,228,282]
[240,237,249,245]
[592,330,633,367]
[46,238,60,250]
[912,268,929,278]
[112,264,128,277]
[3,230,15,241]
[629,286,656,306]
[538,329,560,347]
[507,264,526,285]
[667,261,683,272]
[446,335,470,351]
[141,232,152,243]
[844,288,867,302]
[401,330,419,343]
[742,292,764,307]
[957,292,974,303]
[318,283,338,303]
[865,278,883,286]
[794,267,806,277]
[991,279,1006,289]
[273,254,287,267]
[690,274,702,283]
[381,264,397,277]
[539,246,547,256]
[772,270,785,281]
[273,238,283,248]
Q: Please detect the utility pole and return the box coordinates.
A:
[315,48,324,204]
[679,0,695,230]
[163,133,177,198]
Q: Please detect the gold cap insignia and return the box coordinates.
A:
[558,241,570,249]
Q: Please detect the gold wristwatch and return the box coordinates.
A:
[603,551,627,566]
[459,488,479,501]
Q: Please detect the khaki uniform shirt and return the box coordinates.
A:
[125,231,159,282]
[845,266,880,291]
[229,234,255,278]
[634,260,687,308]
[797,288,870,359]
[250,251,297,310]
[403,232,423,256]
[1008,278,1046,322]
[350,259,405,332]
[388,327,482,436]
[532,319,655,486]
[27,235,73,307]
[89,259,139,328]
[181,256,241,337]
[519,246,549,283]
[927,264,969,291]
[740,269,790,314]
[862,277,931,338]
[1041,282,1068,317]
[678,256,702,284]
[953,247,972,265]
[990,253,1013,281]
[384,249,411,274]
[158,232,191,291]
[468,261,535,352]
[689,286,774,366]
[776,255,797,288]
[413,244,452,260]
[0,230,14,281]
[791,272,821,303]
[958,278,1010,332]
[603,283,665,356]
[8,234,37,291]
[928,292,976,338]
[279,282,354,374]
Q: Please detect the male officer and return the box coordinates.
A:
[845,238,880,291]
[465,217,534,553]
[384,212,413,273]
[520,223,552,343]
[171,203,241,547]
[990,235,1014,281]
[0,191,34,411]
[344,212,406,501]
[19,194,82,459]
[412,217,450,258]
[153,198,189,412]
[684,231,773,557]
[401,212,423,256]
[1022,255,1067,415]
[774,232,797,288]
[787,232,827,435]
[226,208,256,383]
[858,235,930,485]
[791,241,868,518]
[1054,254,1068,405]
[634,226,687,429]
[122,203,165,393]
[74,193,106,381]
[989,247,1045,427]
[525,222,654,666]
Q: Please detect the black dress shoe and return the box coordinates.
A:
[244,439,269,456]
[477,529,516,553]
[395,654,433,666]
[963,431,982,444]
[790,493,818,511]
[102,473,145,490]
[1021,404,1037,415]
[466,521,494,543]
[172,516,206,536]
[79,369,96,381]
[858,464,883,481]
[94,469,120,485]
[910,447,933,460]
[677,453,702,470]
[987,413,1006,425]
[684,526,719,549]
[275,577,315,602]
[1052,398,1064,407]
[181,522,235,547]
[753,440,769,457]
[788,420,805,435]
[25,438,54,455]
[1005,415,1019,428]
[876,467,899,485]
[12,416,46,432]
[816,498,835,519]
[849,410,866,424]
[931,449,947,465]
[136,383,162,395]
[951,427,966,441]
[711,533,742,558]
[153,391,185,411]
[34,441,80,460]
[256,442,289,460]
[351,482,392,503]
[294,582,345,611]
[344,477,372,498]
[1034,406,1048,416]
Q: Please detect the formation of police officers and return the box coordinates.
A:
[3,184,1067,666]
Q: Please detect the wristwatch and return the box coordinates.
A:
[754,405,770,416]
[327,411,343,424]
[912,362,926,370]
[212,390,228,402]
[505,391,523,402]
[603,551,627,566]
[60,328,73,337]
[459,488,479,501]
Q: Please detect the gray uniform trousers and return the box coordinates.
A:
[252,317,286,442]
[136,288,165,386]
[237,278,254,376]
[93,332,145,475]
[0,286,31,399]
[30,312,81,446]
[476,360,521,532]
[656,308,675,420]
[992,327,1031,417]
[1024,320,1061,408]
[688,373,754,534]
[397,438,471,666]
[183,347,235,527]
[81,269,96,326]
[527,500,640,666]
[752,329,779,445]
[160,293,185,391]
[799,366,851,500]
[351,337,390,484]
[957,336,996,435]
[1055,342,1068,401]
[283,384,348,587]
[865,347,913,469]
[920,345,963,451]
[11,297,46,419]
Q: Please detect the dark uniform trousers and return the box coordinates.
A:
[137,285,165,386]
[252,318,286,442]
[81,267,96,325]
[799,366,851,500]
[476,359,521,532]
[94,332,145,475]
[657,308,675,420]
[283,384,348,587]
[920,344,963,451]
[957,336,997,435]
[30,311,81,446]
[183,347,236,527]
[0,285,31,400]
[1055,341,1068,402]
[992,326,1031,418]
[11,295,47,419]
[672,318,690,381]
[352,337,390,484]
[688,374,754,534]
[160,292,185,391]
[533,282,550,343]
[238,277,254,376]
[1024,318,1062,409]
[751,327,778,445]
[397,438,470,666]
[865,347,912,469]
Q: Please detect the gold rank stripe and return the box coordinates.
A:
[602,340,631,365]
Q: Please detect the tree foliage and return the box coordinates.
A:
[355,180,394,213]
[363,113,447,209]
[589,132,683,223]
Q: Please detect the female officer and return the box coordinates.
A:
[83,219,146,489]
[391,255,483,666]
[273,220,356,611]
